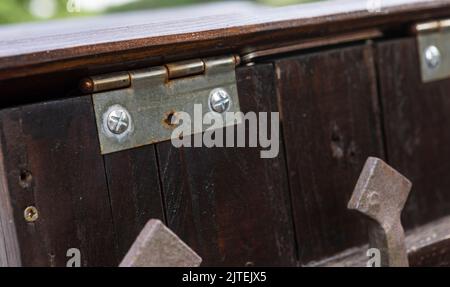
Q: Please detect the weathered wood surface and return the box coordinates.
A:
[155,64,297,266]
[376,38,450,229]
[406,215,450,267]
[1,0,450,80]
[104,146,166,261]
[0,148,21,266]
[275,44,385,264]
[2,3,450,266]
[0,97,117,266]
[310,215,450,267]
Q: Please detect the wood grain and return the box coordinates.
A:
[155,64,297,266]
[104,145,166,261]
[0,151,21,267]
[376,37,450,229]
[275,44,385,264]
[0,96,117,266]
[311,215,450,267]
[1,0,450,80]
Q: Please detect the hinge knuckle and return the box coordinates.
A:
[80,72,130,93]
[415,19,450,33]
[204,56,236,73]
[82,55,238,93]
[130,66,167,86]
[166,59,205,79]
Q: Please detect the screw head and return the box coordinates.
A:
[24,206,38,222]
[209,88,232,113]
[425,45,441,69]
[106,107,131,135]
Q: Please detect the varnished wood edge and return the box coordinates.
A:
[2,1,450,81]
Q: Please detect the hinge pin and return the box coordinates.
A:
[80,72,131,93]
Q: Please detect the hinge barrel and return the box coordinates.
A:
[166,59,205,79]
[414,19,450,33]
[80,72,130,93]
[80,55,240,94]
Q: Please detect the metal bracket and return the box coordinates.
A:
[84,55,242,154]
[348,157,412,267]
[415,19,450,83]
[119,219,202,267]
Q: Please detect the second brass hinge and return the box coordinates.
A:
[415,19,450,83]
[82,55,242,154]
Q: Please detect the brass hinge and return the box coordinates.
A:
[414,19,450,83]
[82,55,242,154]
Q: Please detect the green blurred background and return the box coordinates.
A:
[0,0,319,25]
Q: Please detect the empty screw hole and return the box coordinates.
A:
[166,112,175,125]
[163,111,178,129]
[19,170,33,188]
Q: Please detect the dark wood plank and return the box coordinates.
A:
[104,145,165,260]
[407,215,450,267]
[1,0,450,80]
[155,64,297,266]
[376,38,450,229]
[312,215,450,267]
[0,96,117,266]
[275,44,385,264]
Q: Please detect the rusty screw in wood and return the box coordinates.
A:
[106,107,131,135]
[24,206,39,222]
[209,88,231,113]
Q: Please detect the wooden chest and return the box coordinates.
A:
[1,0,450,267]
